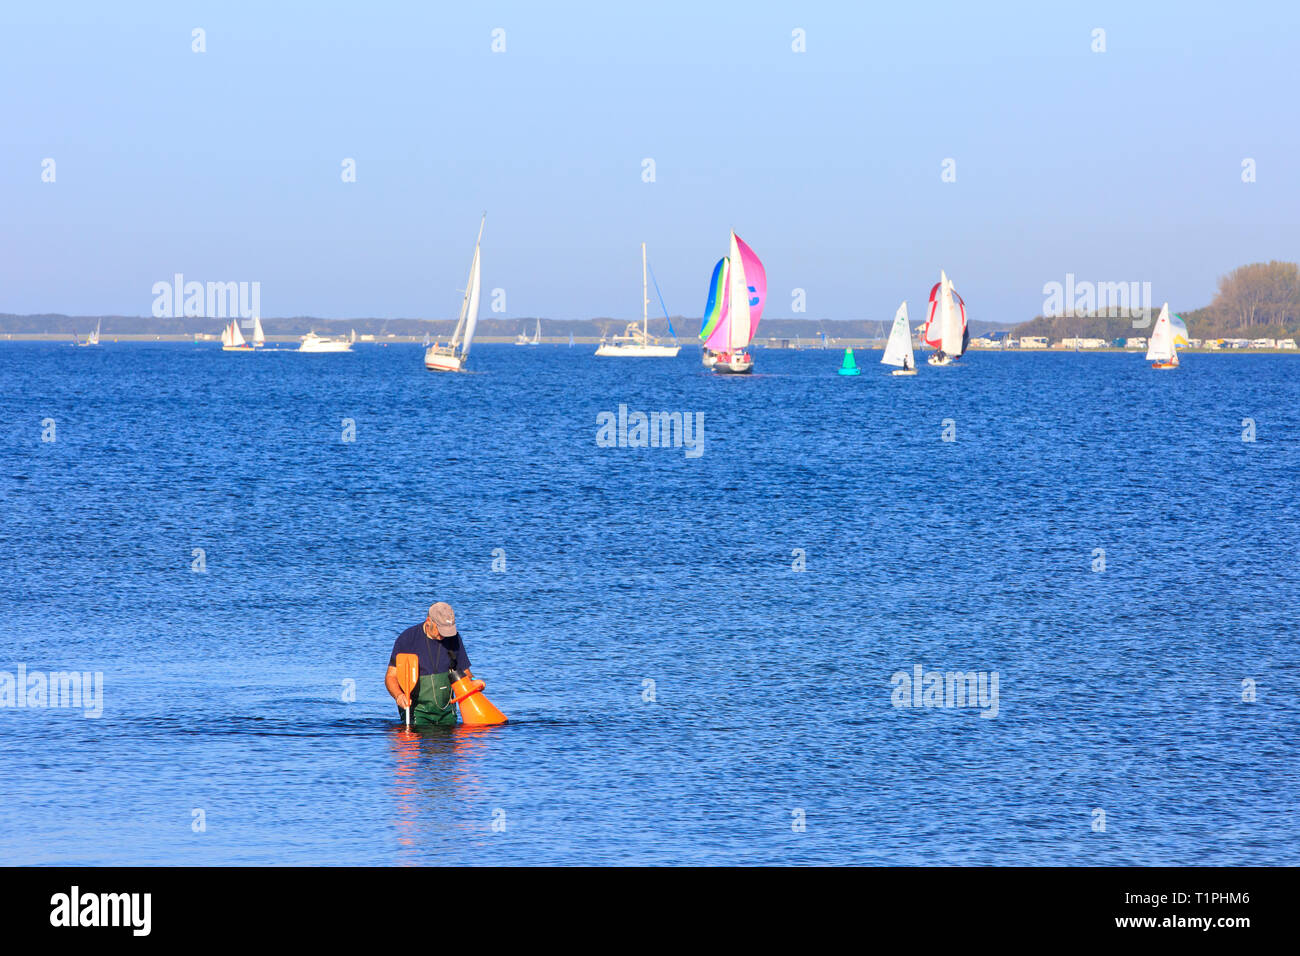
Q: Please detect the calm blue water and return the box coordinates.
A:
[1,342,1297,865]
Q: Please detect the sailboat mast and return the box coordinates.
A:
[642,242,649,338]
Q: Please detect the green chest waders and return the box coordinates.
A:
[404,670,457,727]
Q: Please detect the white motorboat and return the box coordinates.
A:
[298,331,353,353]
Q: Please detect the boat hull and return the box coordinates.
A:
[927,352,958,366]
[594,343,681,357]
[701,350,718,368]
[221,345,254,352]
[712,355,754,374]
[891,368,918,376]
[1151,361,1178,370]
[424,347,465,372]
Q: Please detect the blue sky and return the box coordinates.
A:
[2,1,1297,323]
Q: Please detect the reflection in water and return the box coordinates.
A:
[386,723,498,864]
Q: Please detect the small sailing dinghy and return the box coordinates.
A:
[882,302,917,375]
[701,231,765,374]
[922,271,969,366]
[1146,303,1188,370]
[595,243,681,357]
[425,215,484,372]
[221,318,253,351]
[529,318,541,345]
[838,348,860,375]
[251,316,266,348]
[77,319,102,347]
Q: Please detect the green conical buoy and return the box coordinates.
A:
[838,347,860,375]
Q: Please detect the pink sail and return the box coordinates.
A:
[735,235,766,340]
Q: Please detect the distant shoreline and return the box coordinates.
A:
[3,333,1298,354]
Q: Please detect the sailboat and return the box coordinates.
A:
[569,331,575,348]
[77,319,102,347]
[1146,302,1188,370]
[529,318,541,346]
[838,348,860,375]
[425,215,484,373]
[514,324,530,345]
[596,243,681,357]
[882,302,917,375]
[221,318,253,351]
[922,271,969,366]
[700,231,765,374]
[251,316,266,348]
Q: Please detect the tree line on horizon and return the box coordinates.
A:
[5,262,1297,340]
[1015,261,1300,341]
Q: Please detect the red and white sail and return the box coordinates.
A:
[221,319,247,348]
[922,270,967,355]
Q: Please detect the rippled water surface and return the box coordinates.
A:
[1,342,1297,865]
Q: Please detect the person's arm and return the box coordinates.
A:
[382,665,408,712]
[457,638,475,683]
[386,633,410,708]
[385,666,410,709]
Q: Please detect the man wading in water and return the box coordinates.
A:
[385,602,477,727]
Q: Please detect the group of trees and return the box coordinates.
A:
[1015,261,1300,339]
[1199,261,1300,333]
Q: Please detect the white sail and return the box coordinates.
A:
[1146,303,1174,361]
[87,319,101,345]
[726,231,751,351]
[939,272,963,355]
[882,302,914,368]
[532,318,541,344]
[462,242,482,358]
[222,319,247,347]
[450,215,485,360]
[252,316,265,346]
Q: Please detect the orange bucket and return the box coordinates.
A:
[450,676,507,725]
